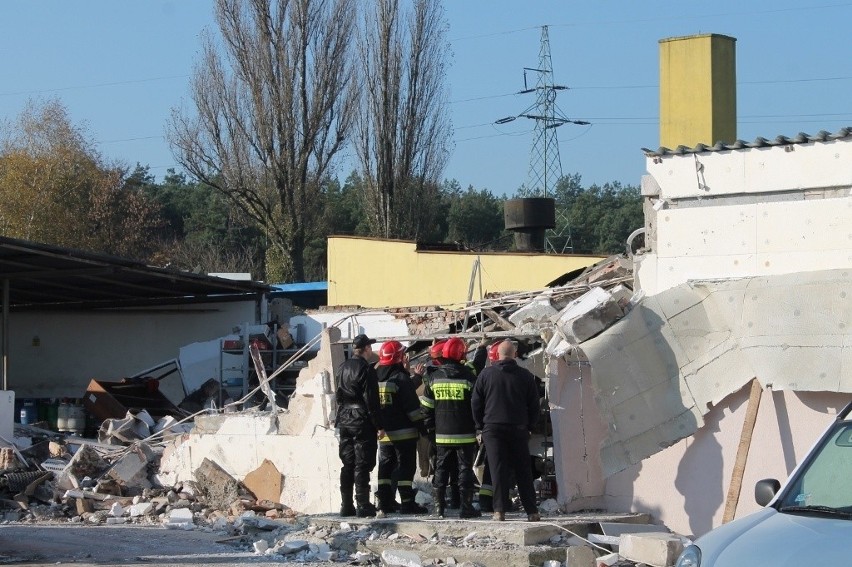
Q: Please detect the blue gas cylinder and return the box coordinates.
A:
[20,399,37,425]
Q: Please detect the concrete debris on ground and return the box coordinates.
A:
[0,255,690,566]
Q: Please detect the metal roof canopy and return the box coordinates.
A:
[0,236,270,310]
[0,236,271,389]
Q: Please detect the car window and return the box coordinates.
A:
[779,423,852,510]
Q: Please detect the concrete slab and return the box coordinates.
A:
[309,511,651,546]
[364,538,568,567]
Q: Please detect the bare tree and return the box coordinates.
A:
[356,0,452,239]
[168,0,357,282]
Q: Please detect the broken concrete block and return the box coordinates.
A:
[153,415,177,434]
[65,444,108,479]
[253,539,269,554]
[108,502,125,517]
[594,553,620,567]
[381,549,422,567]
[134,409,156,429]
[48,441,65,458]
[129,502,153,517]
[281,541,310,555]
[132,420,151,440]
[98,413,143,445]
[106,517,127,525]
[619,532,684,567]
[545,333,572,358]
[565,545,596,567]
[508,295,558,327]
[107,442,154,489]
[551,286,625,344]
[242,459,283,504]
[194,458,240,511]
[163,507,194,529]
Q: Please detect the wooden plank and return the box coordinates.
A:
[722,378,763,523]
[482,308,516,331]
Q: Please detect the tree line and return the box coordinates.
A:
[0,0,644,283]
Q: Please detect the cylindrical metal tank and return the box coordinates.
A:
[503,197,556,252]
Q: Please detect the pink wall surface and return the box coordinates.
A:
[601,387,847,537]
[550,346,849,537]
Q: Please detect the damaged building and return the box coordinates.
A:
[2,31,852,567]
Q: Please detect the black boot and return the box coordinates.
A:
[340,487,356,517]
[433,487,446,518]
[355,485,376,518]
[448,483,461,509]
[376,485,394,514]
[459,491,481,519]
[398,486,428,515]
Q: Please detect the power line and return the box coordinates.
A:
[95,135,165,144]
[0,74,189,97]
[455,129,533,143]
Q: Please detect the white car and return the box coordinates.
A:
[676,400,852,567]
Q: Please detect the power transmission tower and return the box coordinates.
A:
[526,25,563,199]
[495,25,588,253]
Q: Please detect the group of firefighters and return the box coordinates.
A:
[334,333,542,522]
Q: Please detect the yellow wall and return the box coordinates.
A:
[327,236,604,308]
[660,34,736,149]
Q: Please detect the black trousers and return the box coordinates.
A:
[378,439,418,503]
[433,443,476,493]
[338,426,378,503]
[483,425,538,514]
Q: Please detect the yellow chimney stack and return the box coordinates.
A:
[659,34,737,149]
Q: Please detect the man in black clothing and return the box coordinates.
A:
[375,340,428,515]
[335,334,385,518]
[472,340,541,522]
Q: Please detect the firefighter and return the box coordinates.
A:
[375,340,429,515]
[334,334,384,518]
[421,337,481,518]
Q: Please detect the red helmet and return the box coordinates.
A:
[430,340,448,359]
[442,337,467,362]
[378,340,406,366]
[488,341,502,362]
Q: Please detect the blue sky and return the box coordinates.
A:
[1,1,850,195]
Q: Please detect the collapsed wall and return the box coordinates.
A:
[159,327,345,514]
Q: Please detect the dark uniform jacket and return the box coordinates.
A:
[376,364,424,443]
[421,360,477,445]
[335,356,383,432]
[471,359,540,432]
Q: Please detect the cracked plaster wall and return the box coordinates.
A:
[580,269,852,478]
[160,327,347,514]
[567,138,852,535]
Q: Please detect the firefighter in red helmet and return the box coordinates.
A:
[421,337,481,518]
[375,340,428,515]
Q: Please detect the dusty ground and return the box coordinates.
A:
[0,524,337,567]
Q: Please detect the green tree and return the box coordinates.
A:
[446,184,504,249]
[0,99,162,260]
[514,173,643,254]
[144,168,265,277]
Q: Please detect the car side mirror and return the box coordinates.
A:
[755,478,781,506]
